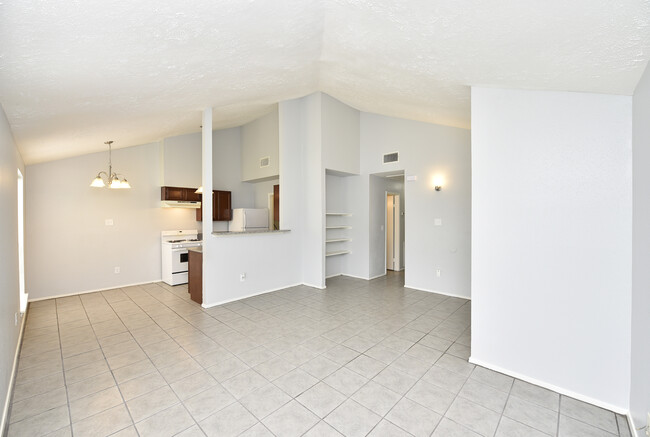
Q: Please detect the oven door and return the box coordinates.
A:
[171,248,189,273]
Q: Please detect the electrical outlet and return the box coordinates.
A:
[14,312,18,326]
[240,273,246,282]
[436,269,441,277]
[105,219,114,226]
[114,267,120,274]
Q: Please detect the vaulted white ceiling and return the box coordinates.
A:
[1,0,649,164]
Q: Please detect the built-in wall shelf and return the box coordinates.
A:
[326,226,352,230]
[326,250,350,257]
[326,238,351,243]
[326,212,352,216]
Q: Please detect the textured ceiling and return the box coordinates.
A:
[1,0,649,164]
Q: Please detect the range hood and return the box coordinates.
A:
[161,200,201,209]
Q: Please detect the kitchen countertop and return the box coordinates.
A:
[188,247,203,253]
[212,229,290,237]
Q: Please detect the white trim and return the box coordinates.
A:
[201,282,303,308]
[2,308,27,435]
[302,282,326,290]
[404,283,470,300]
[628,414,642,437]
[27,280,158,302]
[468,357,628,415]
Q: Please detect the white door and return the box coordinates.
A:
[386,193,401,271]
[386,194,395,270]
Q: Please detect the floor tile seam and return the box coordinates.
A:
[490,368,516,437]
[557,410,620,436]
[77,291,140,432]
[47,298,78,436]
[102,286,214,383]
[6,307,66,428]
[418,353,473,436]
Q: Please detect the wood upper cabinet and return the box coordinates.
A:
[196,190,232,221]
[161,186,201,202]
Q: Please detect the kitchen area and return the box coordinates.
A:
[158,105,286,305]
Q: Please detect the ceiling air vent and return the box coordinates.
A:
[383,152,399,164]
[260,156,270,168]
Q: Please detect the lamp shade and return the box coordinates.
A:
[90,176,105,188]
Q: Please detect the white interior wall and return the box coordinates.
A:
[162,133,202,187]
[343,174,370,280]
[25,142,200,300]
[369,175,405,278]
[631,63,650,433]
[241,106,279,182]
[250,178,279,211]
[300,93,326,288]
[211,127,255,231]
[360,113,471,297]
[0,107,25,433]
[471,86,632,411]
[322,93,360,175]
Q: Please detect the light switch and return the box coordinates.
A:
[105,219,114,226]
[434,218,442,226]
[380,225,384,231]
[407,175,417,181]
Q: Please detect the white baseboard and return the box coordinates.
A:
[468,356,628,415]
[302,282,326,290]
[27,280,160,302]
[404,283,471,300]
[201,282,303,308]
[2,306,27,435]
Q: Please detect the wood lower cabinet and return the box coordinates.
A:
[196,190,232,221]
[188,249,202,305]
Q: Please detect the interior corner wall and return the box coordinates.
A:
[471,86,632,411]
[360,113,471,298]
[25,142,199,299]
[631,62,650,433]
[0,106,25,432]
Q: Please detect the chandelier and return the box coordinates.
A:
[90,141,131,189]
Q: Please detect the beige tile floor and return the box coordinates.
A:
[7,272,631,436]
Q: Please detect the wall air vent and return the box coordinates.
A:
[260,156,270,168]
[383,152,399,164]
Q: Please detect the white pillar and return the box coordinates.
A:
[201,108,213,296]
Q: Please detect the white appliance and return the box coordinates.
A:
[229,208,269,232]
[161,230,201,285]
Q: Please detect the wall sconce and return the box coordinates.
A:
[432,175,445,192]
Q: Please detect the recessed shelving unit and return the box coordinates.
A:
[325,212,352,262]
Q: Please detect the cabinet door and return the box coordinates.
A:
[185,188,201,202]
[161,186,186,201]
[214,191,232,221]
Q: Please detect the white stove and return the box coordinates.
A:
[161,230,202,286]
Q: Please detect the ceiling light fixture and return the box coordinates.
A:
[90,141,131,189]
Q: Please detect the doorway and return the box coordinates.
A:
[386,193,402,271]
